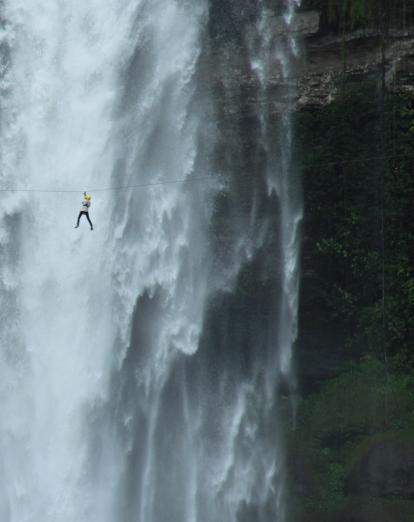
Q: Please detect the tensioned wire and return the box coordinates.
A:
[0,150,412,193]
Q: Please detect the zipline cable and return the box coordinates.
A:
[0,175,213,194]
[0,150,412,194]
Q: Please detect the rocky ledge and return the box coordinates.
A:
[208,10,414,113]
[298,12,414,109]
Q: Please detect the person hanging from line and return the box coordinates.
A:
[75,192,93,230]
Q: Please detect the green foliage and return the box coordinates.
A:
[298,359,414,446]
[296,82,414,359]
[291,30,414,520]
[291,359,414,519]
[327,0,377,28]
[300,0,414,32]
[300,0,379,29]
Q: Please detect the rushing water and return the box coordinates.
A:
[0,1,301,521]
[250,0,303,400]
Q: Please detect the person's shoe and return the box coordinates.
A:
[90,226,93,231]
[74,225,79,228]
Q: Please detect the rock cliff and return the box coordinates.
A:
[208,8,414,113]
[297,11,414,109]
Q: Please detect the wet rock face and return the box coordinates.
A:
[208,0,262,39]
[207,10,320,118]
[208,5,414,111]
[298,26,414,109]
[346,440,414,498]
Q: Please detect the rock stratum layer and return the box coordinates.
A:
[298,12,414,109]
[209,9,414,112]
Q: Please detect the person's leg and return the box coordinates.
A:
[86,212,93,230]
[75,212,83,227]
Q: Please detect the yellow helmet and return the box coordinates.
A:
[85,194,92,201]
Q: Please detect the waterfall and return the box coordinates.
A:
[0,0,302,521]
[250,0,303,396]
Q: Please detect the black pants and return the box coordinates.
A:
[77,211,93,228]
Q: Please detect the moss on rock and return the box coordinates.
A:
[289,358,414,520]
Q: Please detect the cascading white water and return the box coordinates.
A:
[0,1,208,520]
[0,0,302,521]
[250,0,302,385]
